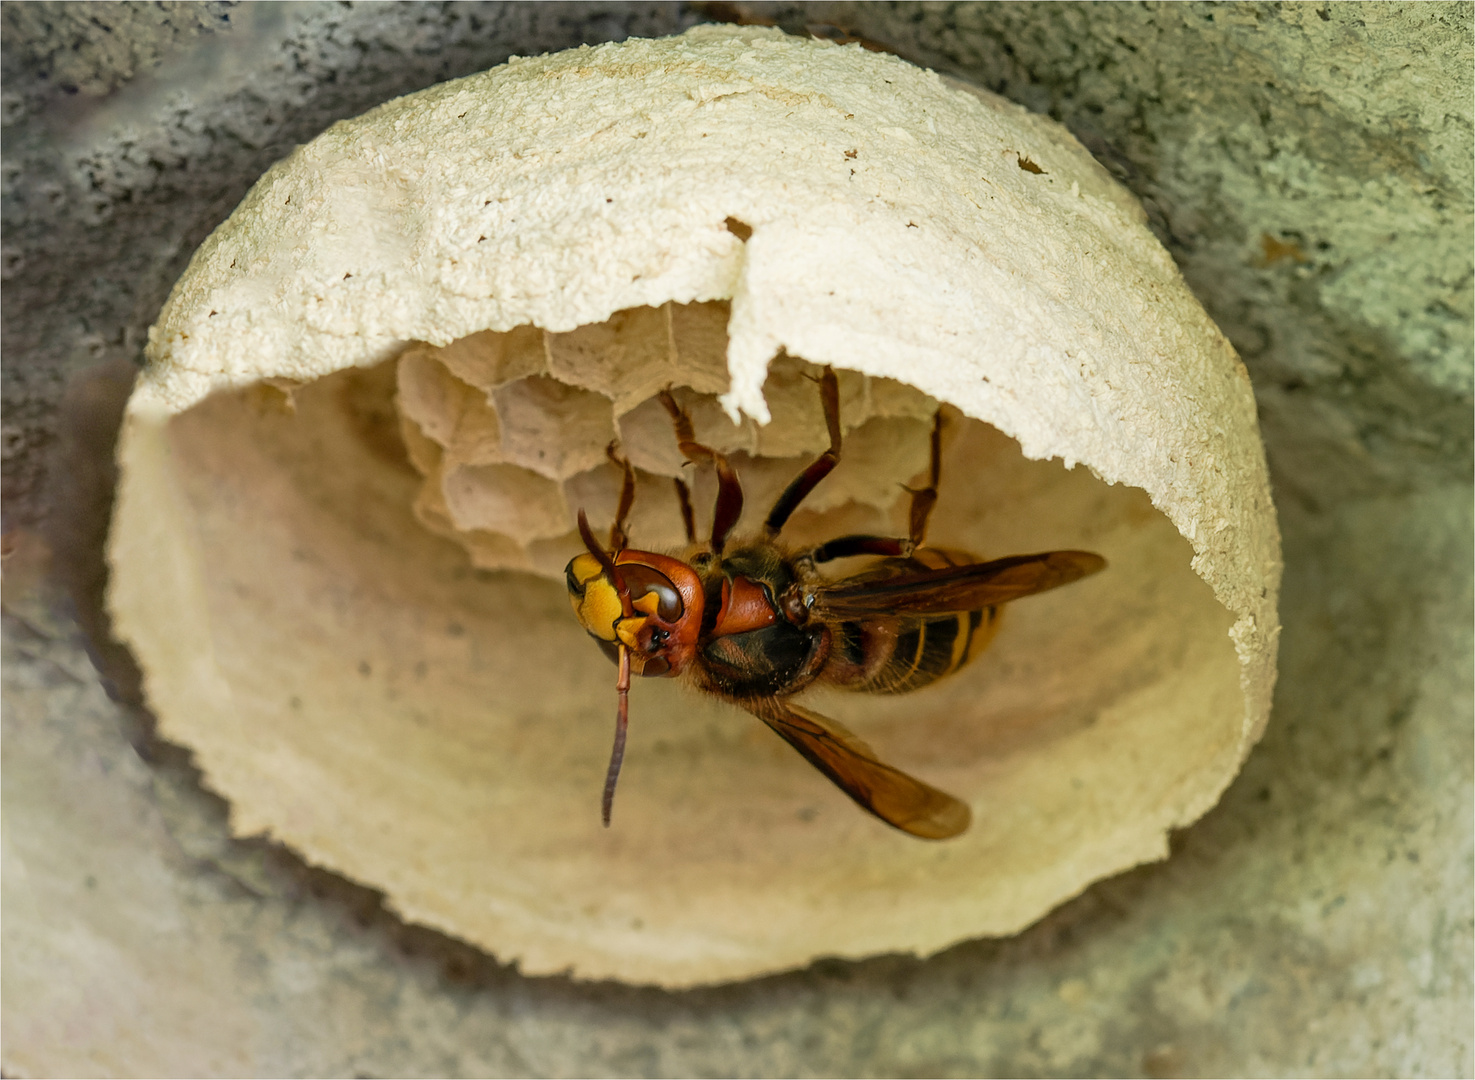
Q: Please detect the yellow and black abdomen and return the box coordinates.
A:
[829,606,1001,694]
[819,548,1003,695]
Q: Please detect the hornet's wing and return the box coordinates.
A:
[813,550,1105,619]
[744,697,970,840]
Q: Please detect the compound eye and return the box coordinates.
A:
[618,564,684,622]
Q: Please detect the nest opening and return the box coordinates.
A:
[118,299,1242,984]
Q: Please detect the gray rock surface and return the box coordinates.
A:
[3,3,1470,1075]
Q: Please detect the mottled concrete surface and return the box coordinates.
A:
[3,3,1471,1076]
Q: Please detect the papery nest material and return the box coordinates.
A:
[108,26,1281,987]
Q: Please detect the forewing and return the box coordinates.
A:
[814,550,1105,619]
[745,697,970,840]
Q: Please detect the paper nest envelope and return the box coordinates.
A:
[108,25,1281,987]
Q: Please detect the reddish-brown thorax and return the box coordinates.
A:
[709,575,779,638]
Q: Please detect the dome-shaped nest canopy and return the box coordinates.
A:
[109,26,1280,987]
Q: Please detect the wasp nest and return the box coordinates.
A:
[108,26,1280,986]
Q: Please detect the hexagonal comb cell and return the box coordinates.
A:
[439,324,548,392]
[546,305,675,414]
[491,376,615,481]
[397,348,502,471]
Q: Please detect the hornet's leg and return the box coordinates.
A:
[808,534,911,564]
[907,410,944,548]
[606,442,637,552]
[804,406,944,566]
[673,478,697,545]
[659,389,744,554]
[764,366,842,538]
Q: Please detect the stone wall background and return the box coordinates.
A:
[3,3,1470,1075]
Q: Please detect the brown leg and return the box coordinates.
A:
[605,442,637,551]
[906,410,944,547]
[809,534,911,563]
[764,366,841,538]
[658,389,743,553]
[673,478,697,544]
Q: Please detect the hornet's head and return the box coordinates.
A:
[568,510,708,828]
[566,544,704,679]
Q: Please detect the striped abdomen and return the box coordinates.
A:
[818,549,1003,695]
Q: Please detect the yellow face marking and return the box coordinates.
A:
[568,553,623,641]
[613,591,661,650]
[567,553,666,648]
[568,553,605,589]
[615,617,650,651]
